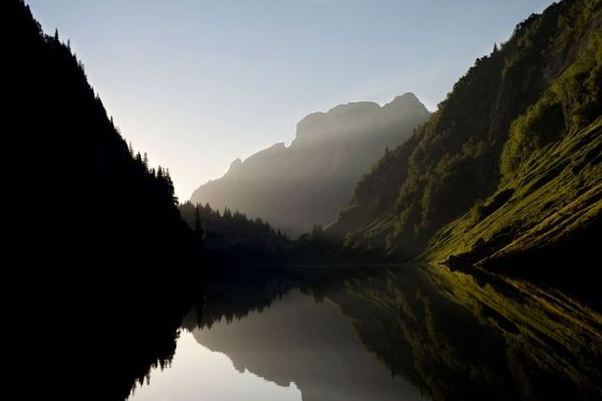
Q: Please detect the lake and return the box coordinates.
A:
[127,265,602,401]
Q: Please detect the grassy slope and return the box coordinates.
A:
[426,118,601,265]
[426,7,602,268]
[331,0,601,274]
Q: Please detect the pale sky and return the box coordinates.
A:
[26,0,554,200]
[129,331,303,401]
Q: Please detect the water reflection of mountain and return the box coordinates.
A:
[185,265,602,401]
[192,288,425,401]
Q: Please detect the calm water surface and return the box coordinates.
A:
[128,265,602,401]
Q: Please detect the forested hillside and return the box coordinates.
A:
[180,201,290,263]
[330,0,601,277]
[3,0,197,292]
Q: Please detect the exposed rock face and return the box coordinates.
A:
[191,93,430,236]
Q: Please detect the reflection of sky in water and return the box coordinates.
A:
[130,289,424,401]
[129,331,302,401]
[125,267,601,401]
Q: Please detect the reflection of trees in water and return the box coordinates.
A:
[15,289,191,401]
[186,265,601,401]
[188,288,424,401]
[337,266,602,401]
[34,265,598,401]
[182,267,378,330]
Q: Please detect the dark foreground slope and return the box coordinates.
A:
[3,0,197,292]
[330,0,601,279]
[3,2,200,400]
[191,94,430,236]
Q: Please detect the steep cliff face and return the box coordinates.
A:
[191,93,430,236]
[330,0,601,273]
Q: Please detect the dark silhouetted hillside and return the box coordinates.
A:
[4,2,202,400]
[3,0,197,292]
[179,201,290,264]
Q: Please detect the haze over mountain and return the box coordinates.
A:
[25,0,557,200]
[329,0,601,280]
[191,94,430,236]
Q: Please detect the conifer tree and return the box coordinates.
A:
[194,206,204,239]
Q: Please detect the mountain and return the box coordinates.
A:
[329,0,601,279]
[3,0,197,292]
[191,94,430,237]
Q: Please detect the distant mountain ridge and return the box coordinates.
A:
[191,93,430,236]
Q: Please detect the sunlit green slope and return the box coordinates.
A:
[329,0,601,273]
